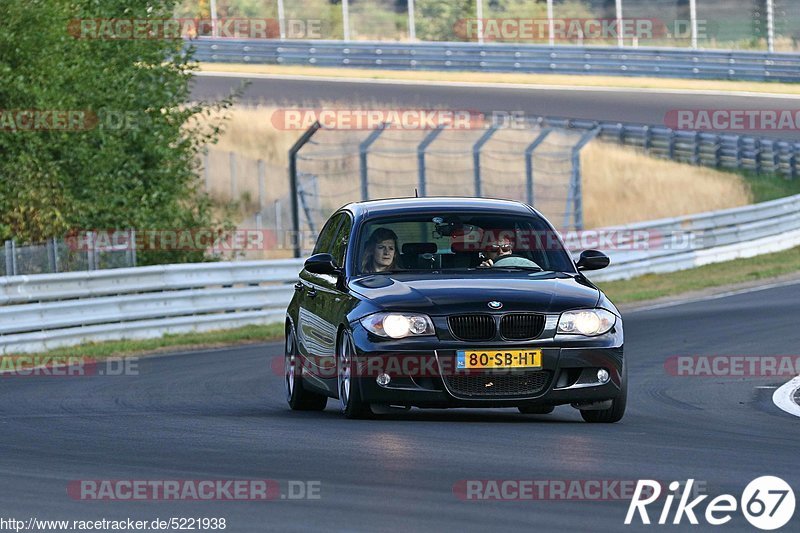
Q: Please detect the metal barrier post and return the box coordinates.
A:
[472,125,498,197]
[417,125,445,197]
[693,132,701,165]
[668,130,676,159]
[524,128,553,206]
[288,121,322,258]
[359,123,388,201]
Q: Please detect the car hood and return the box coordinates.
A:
[349,272,600,315]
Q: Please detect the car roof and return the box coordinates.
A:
[341,197,538,220]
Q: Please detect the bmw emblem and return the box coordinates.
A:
[488,301,503,310]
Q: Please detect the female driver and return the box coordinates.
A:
[361,228,400,273]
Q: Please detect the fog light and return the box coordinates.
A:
[376,373,391,386]
[597,369,610,383]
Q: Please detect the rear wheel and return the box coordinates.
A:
[580,365,627,423]
[338,330,372,419]
[285,328,327,411]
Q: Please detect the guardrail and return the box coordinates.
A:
[0,260,303,354]
[3,193,800,353]
[190,39,800,82]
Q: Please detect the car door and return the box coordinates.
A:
[297,213,344,390]
[311,212,355,392]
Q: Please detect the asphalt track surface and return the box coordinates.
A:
[191,73,800,141]
[1,281,798,532]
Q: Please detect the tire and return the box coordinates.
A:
[337,330,372,419]
[285,327,327,411]
[518,405,555,415]
[580,364,627,423]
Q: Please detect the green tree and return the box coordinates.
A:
[0,0,235,264]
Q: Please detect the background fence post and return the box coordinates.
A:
[288,121,322,258]
[408,0,416,41]
[524,128,553,207]
[47,237,57,273]
[258,159,266,211]
[472,125,498,197]
[417,125,445,197]
[229,151,237,200]
[87,231,97,271]
[359,123,387,201]
[566,127,601,231]
[203,148,210,192]
[130,229,137,267]
[4,240,14,276]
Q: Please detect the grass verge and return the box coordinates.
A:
[199,63,800,96]
[598,246,800,304]
[1,323,284,365]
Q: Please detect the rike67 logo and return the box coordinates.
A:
[626,477,795,530]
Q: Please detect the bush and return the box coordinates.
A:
[0,0,236,264]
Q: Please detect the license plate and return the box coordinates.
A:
[456,349,542,370]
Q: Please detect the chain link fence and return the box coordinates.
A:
[1,235,136,277]
[285,122,597,256]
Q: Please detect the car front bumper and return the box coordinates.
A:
[348,321,625,409]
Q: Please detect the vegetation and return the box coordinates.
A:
[0,0,237,264]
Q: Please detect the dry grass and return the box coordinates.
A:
[199,63,800,96]
[199,104,753,258]
[581,142,751,227]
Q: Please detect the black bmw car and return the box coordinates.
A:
[284,197,626,422]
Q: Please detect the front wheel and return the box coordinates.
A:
[285,328,327,411]
[338,330,372,419]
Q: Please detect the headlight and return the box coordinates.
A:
[360,312,435,339]
[557,309,616,336]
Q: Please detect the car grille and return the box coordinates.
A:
[448,313,545,341]
[500,313,545,340]
[444,370,551,398]
[448,314,496,341]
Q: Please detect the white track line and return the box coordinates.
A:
[773,376,800,418]
[195,70,800,100]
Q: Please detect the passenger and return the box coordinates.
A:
[361,228,400,273]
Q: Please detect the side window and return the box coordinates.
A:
[330,213,352,268]
[312,214,343,255]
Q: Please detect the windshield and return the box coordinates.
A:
[355,212,575,275]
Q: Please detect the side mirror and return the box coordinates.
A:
[304,253,341,275]
[576,250,610,271]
